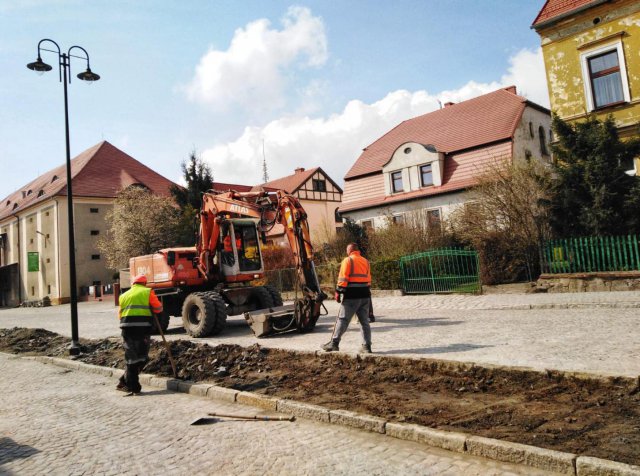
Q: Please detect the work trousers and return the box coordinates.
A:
[331,297,372,346]
[119,327,151,393]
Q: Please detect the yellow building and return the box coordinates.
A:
[533,0,640,159]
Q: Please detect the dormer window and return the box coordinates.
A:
[420,164,433,187]
[391,171,403,193]
[51,175,58,183]
[12,203,18,210]
[38,190,45,197]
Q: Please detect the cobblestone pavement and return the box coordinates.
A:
[0,354,557,475]
[1,290,639,377]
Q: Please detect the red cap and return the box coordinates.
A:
[132,274,147,284]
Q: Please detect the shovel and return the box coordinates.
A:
[153,313,178,378]
[191,412,296,425]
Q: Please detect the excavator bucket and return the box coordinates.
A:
[243,304,296,337]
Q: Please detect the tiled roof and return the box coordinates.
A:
[211,182,254,193]
[532,0,605,27]
[344,87,529,180]
[0,141,176,221]
[261,167,320,193]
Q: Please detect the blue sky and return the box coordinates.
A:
[0,1,549,200]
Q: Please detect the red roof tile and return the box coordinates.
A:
[211,182,254,193]
[0,141,176,221]
[261,167,321,193]
[344,87,529,180]
[532,0,605,27]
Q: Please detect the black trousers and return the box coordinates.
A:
[119,327,151,393]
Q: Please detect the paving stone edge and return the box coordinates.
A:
[8,352,640,475]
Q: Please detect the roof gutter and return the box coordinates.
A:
[531,0,610,30]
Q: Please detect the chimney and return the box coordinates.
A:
[295,167,305,174]
[504,85,517,94]
[444,102,455,108]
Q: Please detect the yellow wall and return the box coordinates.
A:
[538,0,640,135]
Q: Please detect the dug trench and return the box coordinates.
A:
[1,327,639,466]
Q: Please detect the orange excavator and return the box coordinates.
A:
[123,189,327,337]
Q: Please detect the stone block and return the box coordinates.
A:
[177,381,212,397]
[329,409,386,433]
[51,358,81,370]
[466,436,576,474]
[276,399,329,422]
[150,376,179,391]
[79,363,113,378]
[385,423,466,453]
[576,456,640,476]
[237,392,278,411]
[206,386,238,403]
[138,373,154,386]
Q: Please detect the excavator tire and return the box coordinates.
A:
[182,292,227,337]
[250,286,275,310]
[150,310,170,335]
[263,285,283,307]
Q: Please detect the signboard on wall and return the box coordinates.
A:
[27,252,39,272]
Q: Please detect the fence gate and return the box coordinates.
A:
[400,248,480,294]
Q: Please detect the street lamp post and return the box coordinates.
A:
[27,39,100,356]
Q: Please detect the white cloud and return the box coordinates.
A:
[203,47,549,186]
[185,6,327,112]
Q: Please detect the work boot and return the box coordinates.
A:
[369,315,376,323]
[321,341,339,352]
[116,382,131,393]
[359,344,372,354]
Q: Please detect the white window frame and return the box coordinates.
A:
[580,41,630,112]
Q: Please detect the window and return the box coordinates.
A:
[334,207,341,223]
[539,126,548,156]
[427,209,441,229]
[90,208,99,213]
[360,220,373,230]
[392,214,404,225]
[91,254,100,260]
[312,179,327,192]
[391,171,403,193]
[90,230,99,236]
[420,164,433,187]
[38,190,44,197]
[581,42,630,111]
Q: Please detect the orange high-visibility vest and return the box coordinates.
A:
[336,251,371,292]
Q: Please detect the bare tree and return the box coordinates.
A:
[97,187,182,270]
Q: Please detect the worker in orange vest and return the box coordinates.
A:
[321,242,373,353]
[222,229,242,266]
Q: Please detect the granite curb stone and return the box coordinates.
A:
[9,351,640,475]
[329,409,386,433]
[236,391,278,411]
[466,435,576,475]
[576,456,640,476]
[385,422,466,453]
[277,399,330,423]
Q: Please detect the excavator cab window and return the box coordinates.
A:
[235,223,262,272]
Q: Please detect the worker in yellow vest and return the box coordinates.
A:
[322,242,373,353]
[116,274,163,394]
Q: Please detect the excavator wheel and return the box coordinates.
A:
[150,310,170,335]
[182,292,227,337]
[249,286,275,310]
[263,285,283,307]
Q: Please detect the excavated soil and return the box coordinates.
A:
[1,327,639,466]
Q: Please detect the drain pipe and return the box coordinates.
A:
[12,213,22,304]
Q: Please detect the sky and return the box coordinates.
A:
[0,1,550,200]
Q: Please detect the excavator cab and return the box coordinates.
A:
[220,219,264,280]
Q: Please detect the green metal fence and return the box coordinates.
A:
[540,235,640,274]
[400,248,481,294]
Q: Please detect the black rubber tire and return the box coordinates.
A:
[250,286,275,311]
[181,292,227,337]
[263,285,283,307]
[150,311,170,335]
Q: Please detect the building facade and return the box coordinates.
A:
[0,141,176,306]
[339,87,551,229]
[533,0,640,172]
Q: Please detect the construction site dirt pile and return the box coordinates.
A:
[1,327,639,466]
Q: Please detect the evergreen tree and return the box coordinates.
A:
[548,114,640,236]
[170,151,214,210]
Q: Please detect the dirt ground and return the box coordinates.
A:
[1,327,639,466]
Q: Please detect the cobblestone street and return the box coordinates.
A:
[0,353,557,475]
[1,291,639,377]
